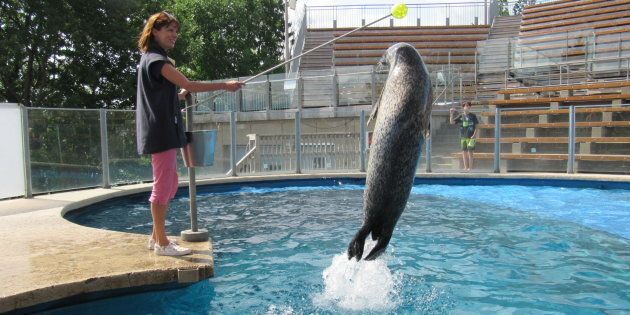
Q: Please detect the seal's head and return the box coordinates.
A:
[378,42,422,71]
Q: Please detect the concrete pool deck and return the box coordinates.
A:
[0,172,628,313]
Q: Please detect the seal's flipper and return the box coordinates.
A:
[347,226,370,261]
[364,232,392,261]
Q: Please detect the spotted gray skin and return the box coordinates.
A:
[347,43,432,261]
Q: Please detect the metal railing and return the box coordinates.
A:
[308,1,494,28]
[2,101,628,199]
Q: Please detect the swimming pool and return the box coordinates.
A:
[55,178,629,314]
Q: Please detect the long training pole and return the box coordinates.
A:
[183,13,394,112]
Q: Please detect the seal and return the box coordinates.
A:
[347,43,432,261]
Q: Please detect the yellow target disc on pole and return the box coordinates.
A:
[391,3,408,19]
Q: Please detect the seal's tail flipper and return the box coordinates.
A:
[364,232,392,261]
[347,226,370,261]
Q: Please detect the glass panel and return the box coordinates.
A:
[106,110,152,185]
[574,104,630,174]
[337,66,373,106]
[269,73,293,110]
[301,69,333,108]
[28,108,102,193]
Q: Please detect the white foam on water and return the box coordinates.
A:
[266,304,295,315]
[313,240,402,311]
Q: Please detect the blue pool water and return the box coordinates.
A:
[56,180,629,314]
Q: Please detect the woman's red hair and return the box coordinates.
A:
[137,11,179,53]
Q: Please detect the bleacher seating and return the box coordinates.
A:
[301,26,489,73]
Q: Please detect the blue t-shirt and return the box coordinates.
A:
[135,43,186,155]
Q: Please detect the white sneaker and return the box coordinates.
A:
[148,238,178,250]
[154,242,192,256]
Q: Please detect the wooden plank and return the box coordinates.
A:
[524,0,608,15]
[334,42,478,50]
[478,121,630,129]
[523,0,630,20]
[334,50,476,58]
[519,18,630,37]
[480,106,630,116]
[335,35,487,44]
[476,137,630,143]
[496,81,630,95]
[523,2,630,25]
[490,94,630,105]
[453,152,630,161]
[521,11,630,32]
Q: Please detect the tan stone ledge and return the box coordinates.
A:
[1,172,628,313]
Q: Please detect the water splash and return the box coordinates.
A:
[313,241,402,311]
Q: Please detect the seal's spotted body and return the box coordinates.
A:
[348,43,432,261]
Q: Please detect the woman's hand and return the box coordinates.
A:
[178,89,190,100]
[224,81,245,92]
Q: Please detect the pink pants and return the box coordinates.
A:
[149,148,179,205]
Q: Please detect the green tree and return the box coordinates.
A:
[513,0,537,15]
[495,0,510,17]
[169,0,285,80]
[1,0,285,108]
[0,0,164,108]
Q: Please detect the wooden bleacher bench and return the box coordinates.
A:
[522,3,630,25]
[521,10,630,32]
[480,106,630,117]
[334,42,477,51]
[476,136,630,144]
[523,0,619,18]
[490,94,630,106]
[519,18,630,37]
[451,152,630,162]
[497,81,630,95]
[478,121,630,129]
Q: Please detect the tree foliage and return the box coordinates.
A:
[513,0,537,15]
[169,0,285,81]
[0,0,285,108]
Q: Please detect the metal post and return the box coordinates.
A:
[474,51,478,84]
[425,115,432,173]
[459,77,463,103]
[332,70,339,107]
[567,106,576,173]
[297,77,304,109]
[230,110,237,176]
[21,105,32,198]
[284,0,290,74]
[235,89,243,112]
[359,110,366,172]
[180,94,208,242]
[493,107,501,173]
[484,0,488,25]
[266,76,272,110]
[295,111,302,173]
[99,109,110,188]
